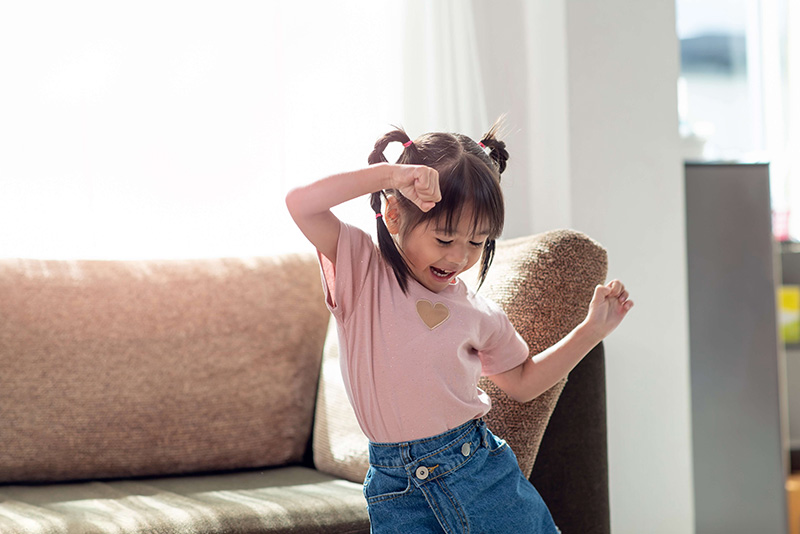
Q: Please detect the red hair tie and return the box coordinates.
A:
[403,140,413,148]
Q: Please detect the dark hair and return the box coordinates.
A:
[367,120,509,293]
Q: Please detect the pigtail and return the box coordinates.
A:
[480,121,509,175]
[368,127,417,293]
[477,239,496,290]
[471,117,508,291]
[368,127,413,165]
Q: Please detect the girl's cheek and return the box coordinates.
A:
[467,251,482,269]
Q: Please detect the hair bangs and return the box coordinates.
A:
[428,155,504,241]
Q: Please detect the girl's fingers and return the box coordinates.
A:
[416,168,441,204]
[419,201,436,212]
[420,169,439,197]
[414,168,429,190]
[606,279,626,298]
[429,169,441,201]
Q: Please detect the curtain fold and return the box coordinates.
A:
[401,0,488,140]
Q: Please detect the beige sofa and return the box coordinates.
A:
[0,229,609,534]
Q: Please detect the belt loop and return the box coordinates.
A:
[400,443,411,464]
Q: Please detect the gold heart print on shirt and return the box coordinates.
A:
[416,299,450,330]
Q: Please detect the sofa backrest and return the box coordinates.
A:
[0,255,330,483]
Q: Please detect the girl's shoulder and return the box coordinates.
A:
[452,280,493,311]
[337,220,381,260]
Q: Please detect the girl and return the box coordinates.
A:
[285,124,632,533]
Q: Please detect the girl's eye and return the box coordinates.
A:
[436,239,453,246]
[470,241,484,248]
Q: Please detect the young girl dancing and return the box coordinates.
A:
[286,123,633,533]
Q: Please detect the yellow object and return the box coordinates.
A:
[779,286,800,343]
[788,474,800,534]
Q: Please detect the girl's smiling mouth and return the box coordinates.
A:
[430,266,456,281]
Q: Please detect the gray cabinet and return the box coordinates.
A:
[685,162,789,534]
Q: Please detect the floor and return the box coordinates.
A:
[789,472,800,534]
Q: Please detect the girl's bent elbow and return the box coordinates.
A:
[510,391,535,404]
[285,188,303,217]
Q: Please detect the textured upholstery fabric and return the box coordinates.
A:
[0,256,330,483]
[0,467,369,534]
[313,229,607,482]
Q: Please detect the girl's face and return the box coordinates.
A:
[394,210,489,293]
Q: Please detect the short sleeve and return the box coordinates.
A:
[317,220,379,321]
[477,306,530,376]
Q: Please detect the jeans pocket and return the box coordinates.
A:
[364,466,414,504]
[485,430,509,456]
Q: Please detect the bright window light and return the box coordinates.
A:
[0,2,403,259]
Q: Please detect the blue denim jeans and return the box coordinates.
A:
[364,418,560,533]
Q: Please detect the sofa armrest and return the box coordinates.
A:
[531,342,609,534]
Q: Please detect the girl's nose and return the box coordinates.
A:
[445,245,469,267]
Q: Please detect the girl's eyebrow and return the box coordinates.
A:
[433,226,491,237]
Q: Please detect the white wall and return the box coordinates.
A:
[477,1,695,532]
[472,0,572,240]
[563,3,694,532]
[562,1,694,529]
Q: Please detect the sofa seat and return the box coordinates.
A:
[0,467,369,534]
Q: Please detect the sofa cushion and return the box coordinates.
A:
[312,230,607,481]
[0,255,330,483]
[0,466,369,534]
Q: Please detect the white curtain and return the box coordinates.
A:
[0,1,490,260]
[400,0,488,139]
[0,1,430,259]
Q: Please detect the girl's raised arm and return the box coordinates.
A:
[285,163,440,264]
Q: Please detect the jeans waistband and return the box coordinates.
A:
[367,418,488,472]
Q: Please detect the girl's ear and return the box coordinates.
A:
[384,196,401,235]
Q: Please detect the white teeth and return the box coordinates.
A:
[431,267,451,277]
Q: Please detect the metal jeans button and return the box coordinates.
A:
[415,466,429,480]
[461,442,471,456]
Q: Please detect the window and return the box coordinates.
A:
[677,0,793,238]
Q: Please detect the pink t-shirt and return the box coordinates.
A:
[318,221,529,443]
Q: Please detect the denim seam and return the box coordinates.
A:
[413,426,477,464]
[419,484,453,534]
[423,447,478,483]
[370,423,480,470]
[487,442,508,457]
[367,478,415,504]
[435,477,469,533]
